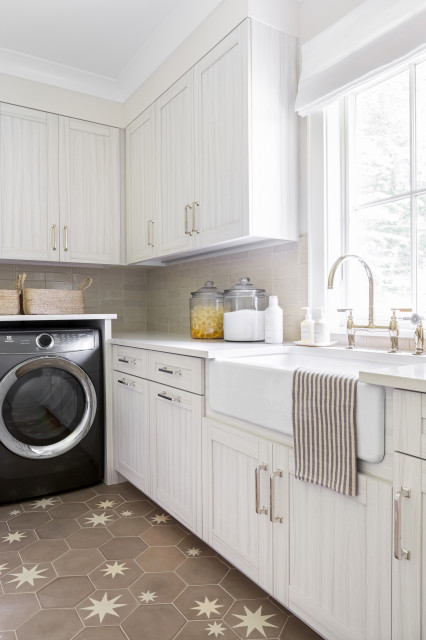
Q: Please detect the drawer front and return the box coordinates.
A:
[393,389,426,459]
[113,345,148,378]
[148,351,204,394]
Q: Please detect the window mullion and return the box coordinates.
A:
[410,63,418,313]
[344,94,355,314]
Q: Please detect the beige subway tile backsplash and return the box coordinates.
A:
[146,237,308,340]
[4,237,307,340]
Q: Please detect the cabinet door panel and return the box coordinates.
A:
[202,419,271,584]
[0,104,58,261]
[392,452,423,640]
[113,372,150,495]
[150,381,202,534]
[126,106,156,263]
[289,473,392,640]
[271,444,289,606]
[156,72,194,256]
[59,117,120,264]
[194,23,249,245]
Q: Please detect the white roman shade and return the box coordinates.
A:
[296,0,426,116]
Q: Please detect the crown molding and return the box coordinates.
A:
[0,0,225,103]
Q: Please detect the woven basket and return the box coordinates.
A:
[22,276,93,315]
[0,274,24,315]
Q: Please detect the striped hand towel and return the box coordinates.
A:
[292,368,358,496]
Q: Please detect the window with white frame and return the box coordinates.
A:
[325,58,426,326]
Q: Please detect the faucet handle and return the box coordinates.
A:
[392,307,411,315]
[337,308,353,313]
[404,312,423,324]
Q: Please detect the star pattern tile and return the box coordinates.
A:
[1,531,26,544]
[192,596,224,618]
[101,561,129,578]
[0,482,321,639]
[232,606,278,638]
[82,591,127,623]
[139,589,157,603]
[85,512,114,527]
[30,497,58,510]
[206,621,227,637]
[7,564,48,588]
[151,513,171,524]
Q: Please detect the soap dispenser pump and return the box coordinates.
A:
[300,307,315,344]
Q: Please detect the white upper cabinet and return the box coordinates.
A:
[59,117,121,264]
[193,23,249,246]
[0,104,59,261]
[155,71,195,256]
[126,18,298,264]
[0,104,121,264]
[126,106,156,263]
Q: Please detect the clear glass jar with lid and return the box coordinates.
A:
[223,277,267,341]
[190,281,224,339]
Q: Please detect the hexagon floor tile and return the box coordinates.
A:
[0,481,322,639]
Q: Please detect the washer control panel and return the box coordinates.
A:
[0,329,95,353]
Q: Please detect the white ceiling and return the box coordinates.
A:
[0,0,225,101]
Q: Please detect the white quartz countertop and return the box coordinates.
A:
[359,362,426,393]
[110,332,289,358]
[0,314,117,322]
[111,331,426,390]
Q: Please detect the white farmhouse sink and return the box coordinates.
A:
[208,346,407,463]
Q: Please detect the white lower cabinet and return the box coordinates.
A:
[289,472,392,640]
[202,418,289,603]
[113,347,204,536]
[392,389,426,640]
[150,382,203,534]
[113,371,150,495]
[392,452,425,640]
[113,351,426,640]
[202,417,393,640]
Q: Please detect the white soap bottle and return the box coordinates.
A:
[300,307,315,344]
[314,307,330,344]
[265,296,283,344]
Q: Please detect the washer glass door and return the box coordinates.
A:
[0,356,97,459]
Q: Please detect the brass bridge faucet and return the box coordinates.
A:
[327,254,388,349]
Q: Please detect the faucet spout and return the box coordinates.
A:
[327,254,375,327]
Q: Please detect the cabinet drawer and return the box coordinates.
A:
[113,345,148,378]
[393,389,426,459]
[148,351,204,394]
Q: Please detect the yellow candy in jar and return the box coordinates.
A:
[190,303,224,339]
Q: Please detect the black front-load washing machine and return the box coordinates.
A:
[0,327,103,503]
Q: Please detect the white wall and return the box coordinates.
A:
[299,0,365,43]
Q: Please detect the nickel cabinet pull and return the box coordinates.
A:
[394,486,411,560]
[118,357,136,365]
[51,224,57,251]
[191,201,200,234]
[255,464,268,515]
[158,366,182,376]
[118,378,135,388]
[184,204,193,235]
[158,391,181,403]
[270,470,284,523]
[147,219,155,247]
[63,226,69,252]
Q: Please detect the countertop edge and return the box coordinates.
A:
[359,369,426,393]
[110,335,289,358]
